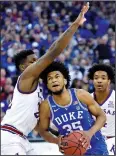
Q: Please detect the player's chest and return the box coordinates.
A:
[101,100,115,116]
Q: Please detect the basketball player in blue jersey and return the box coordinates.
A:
[37,61,109,155]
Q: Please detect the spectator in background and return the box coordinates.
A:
[94,35,113,64]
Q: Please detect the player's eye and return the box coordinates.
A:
[48,77,52,81]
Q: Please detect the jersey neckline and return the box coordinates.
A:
[94,90,113,106]
[52,89,72,108]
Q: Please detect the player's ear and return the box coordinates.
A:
[108,79,111,85]
[19,64,25,71]
[64,79,67,85]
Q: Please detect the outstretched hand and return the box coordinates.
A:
[75,2,90,26]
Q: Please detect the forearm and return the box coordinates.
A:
[89,114,106,136]
[39,130,59,144]
[45,21,79,60]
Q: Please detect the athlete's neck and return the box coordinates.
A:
[94,88,111,104]
[52,89,71,106]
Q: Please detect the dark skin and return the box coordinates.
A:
[36,71,106,152]
[93,71,111,104]
[18,2,89,93]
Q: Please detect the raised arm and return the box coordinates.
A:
[19,3,89,92]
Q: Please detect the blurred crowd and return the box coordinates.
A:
[0,1,115,140]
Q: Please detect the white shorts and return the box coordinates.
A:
[106,137,115,155]
[1,130,37,155]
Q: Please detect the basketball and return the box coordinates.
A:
[61,131,88,155]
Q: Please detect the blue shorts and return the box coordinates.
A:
[85,148,109,155]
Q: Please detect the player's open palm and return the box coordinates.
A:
[75,2,90,26]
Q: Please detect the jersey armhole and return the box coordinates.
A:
[47,96,54,122]
[74,88,88,111]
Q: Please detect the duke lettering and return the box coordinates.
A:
[55,111,83,125]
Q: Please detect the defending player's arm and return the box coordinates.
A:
[77,89,106,137]
[19,3,89,92]
[36,100,60,144]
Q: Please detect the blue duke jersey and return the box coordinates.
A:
[48,88,108,155]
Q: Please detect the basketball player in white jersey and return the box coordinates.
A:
[1,3,90,155]
[88,64,115,155]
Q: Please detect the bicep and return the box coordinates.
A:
[77,89,104,117]
[38,101,50,132]
[87,101,103,117]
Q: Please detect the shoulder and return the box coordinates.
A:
[40,99,50,116]
[76,89,90,97]
[76,89,95,106]
[40,99,49,106]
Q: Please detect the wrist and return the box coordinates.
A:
[53,137,59,144]
[88,128,95,137]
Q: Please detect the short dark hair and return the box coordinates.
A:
[40,61,71,88]
[13,49,34,71]
[88,64,115,82]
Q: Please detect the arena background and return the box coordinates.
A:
[1,1,115,155]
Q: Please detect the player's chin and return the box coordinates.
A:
[96,88,104,92]
[52,88,63,95]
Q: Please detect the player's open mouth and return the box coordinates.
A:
[97,85,103,89]
[52,84,59,88]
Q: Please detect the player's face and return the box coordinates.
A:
[93,71,110,92]
[23,54,38,70]
[47,71,66,95]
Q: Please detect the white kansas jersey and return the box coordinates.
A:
[91,90,115,137]
[1,76,43,136]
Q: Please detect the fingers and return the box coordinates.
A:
[58,136,65,154]
[81,2,90,14]
[79,135,90,148]
[59,145,64,154]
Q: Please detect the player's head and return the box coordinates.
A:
[40,61,71,95]
[88,64,115,92]
[13,49,37,72]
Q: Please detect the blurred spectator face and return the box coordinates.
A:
[49,25,55,31]
[34,24,40,33]
[5,78,12,85]
[17,17,22,24]
[110,40,115,48]
[4,84,13,94]
[80,59,87,66]
[7,57,12,63]
[5,34,12,42]
[58,54,65,62]
[1,69,6,78]
[5,8,12,16]
[71,79,83,89]
[72,58,78,65]
[12,8,18,15]
[1,69,6,87]
[100,35,108,44]
[61,9,66,16]
[23,35,30,43]
[5,18,11,26]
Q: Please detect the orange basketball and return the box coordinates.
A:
[61,131,88,155]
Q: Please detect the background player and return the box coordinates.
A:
[37,61,108,155]
[1,3,90,155]
[88,64,115,155]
